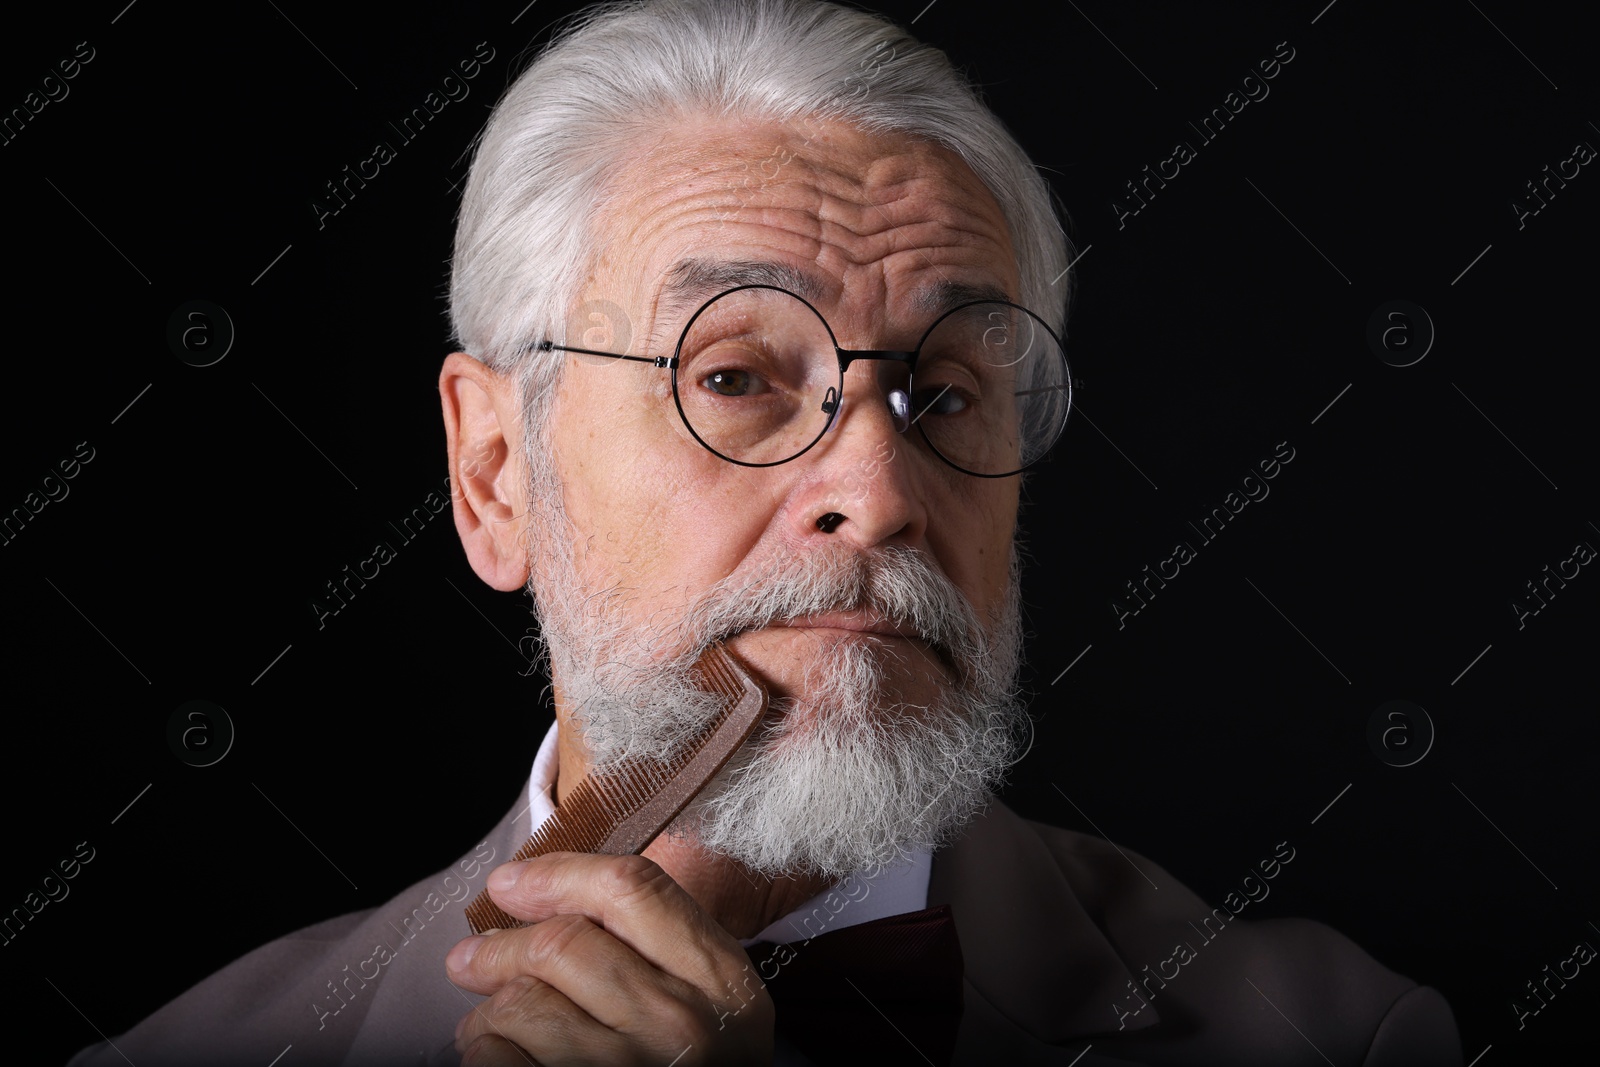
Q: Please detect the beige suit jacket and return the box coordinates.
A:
[66,784,1462,1066]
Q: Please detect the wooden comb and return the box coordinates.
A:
[464,641,768,934]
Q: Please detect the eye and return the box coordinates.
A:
[914,381,970,417]
[702,368,768,397]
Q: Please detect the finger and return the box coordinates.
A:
[456,974,635,1066]
[448,914,727,1036]
[458,1032,537,1067]
[484,853,747,995]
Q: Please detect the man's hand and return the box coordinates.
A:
[446,853,775,1066]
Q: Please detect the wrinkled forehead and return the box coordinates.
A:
[584,114,1022,347]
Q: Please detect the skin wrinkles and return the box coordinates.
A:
[440,111,1024,935]
[604,122,1008,316]
[554,116,1019,728]
[441,99,1042,1067]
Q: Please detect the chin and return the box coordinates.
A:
[727,626,955,711]
[672,641,1027,879]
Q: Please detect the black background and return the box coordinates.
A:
[3,1,1594,1062]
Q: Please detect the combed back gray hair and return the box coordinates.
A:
[449,0,1070,493]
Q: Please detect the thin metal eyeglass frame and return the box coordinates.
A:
[534,283,1071,478]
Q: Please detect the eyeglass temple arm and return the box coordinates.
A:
[535,340,675,368]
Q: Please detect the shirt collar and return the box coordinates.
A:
[526,722,931,945]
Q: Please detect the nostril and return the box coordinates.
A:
[816,512,845,533]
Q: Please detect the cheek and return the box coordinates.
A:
[550,376,780,600]
[653,468,791,595]
[548,374,673,565]
[935,478,1016,615]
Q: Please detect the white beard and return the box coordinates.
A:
[526,495,1030,879]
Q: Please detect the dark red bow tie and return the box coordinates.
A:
[744,903,965,1066]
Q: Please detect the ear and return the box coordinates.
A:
[439,352,531,591]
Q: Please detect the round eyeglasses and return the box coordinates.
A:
[537,284,1071,478]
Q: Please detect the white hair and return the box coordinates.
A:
[448,0,1072,503]
[447,0,1055,874]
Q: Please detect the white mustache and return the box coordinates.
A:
[670,542,990,682]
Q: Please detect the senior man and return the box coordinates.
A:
[69,1,1462,1065]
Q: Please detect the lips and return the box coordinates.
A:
[771,611,921,640]
[765,611,958,675]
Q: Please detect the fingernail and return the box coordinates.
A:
[447,935,486,972]
[488,861,527,892]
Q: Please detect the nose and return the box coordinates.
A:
[795,360,929,548]
[825,384,912,435]
[887,388,912,433]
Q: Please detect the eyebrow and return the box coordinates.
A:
[656,258,826,328]
[910,279,1015,315]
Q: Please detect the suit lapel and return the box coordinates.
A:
[927,797,1159,1050]
[342,782,536,1065]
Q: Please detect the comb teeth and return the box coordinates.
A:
[464,641,768,935]
[696,643,742,695]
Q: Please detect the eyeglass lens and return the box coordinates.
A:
[672,286,1068,475]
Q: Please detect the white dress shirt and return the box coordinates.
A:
[525,723,931,944]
